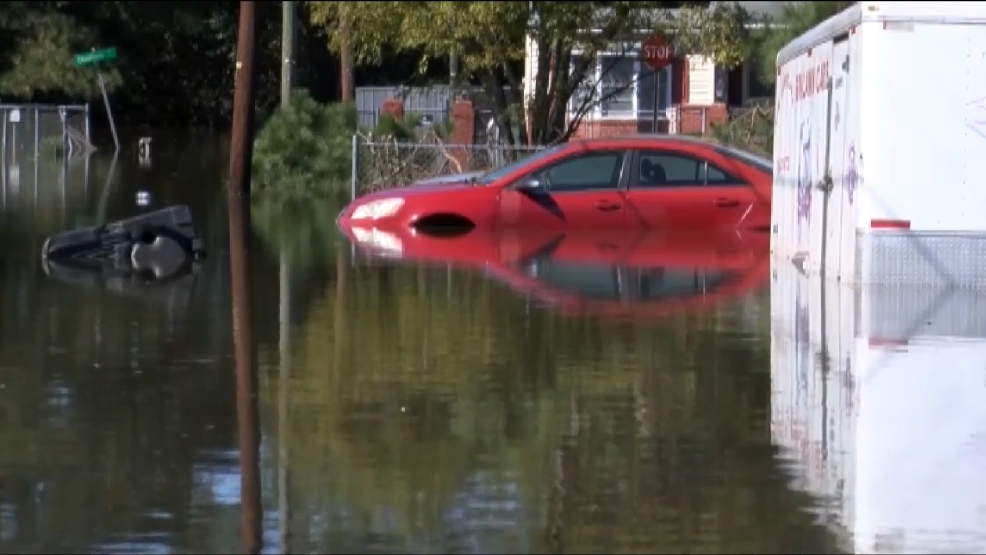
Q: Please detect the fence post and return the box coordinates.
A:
[350,133,360,201]
[33,107,38,162]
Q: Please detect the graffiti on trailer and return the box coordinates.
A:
[796,120,813,238]
[844,143,859,205]
[965,95,986,139]
[795,285,810,402]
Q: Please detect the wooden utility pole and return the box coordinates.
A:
[228,2,261,554]
[281,1,297,108]
[229,2,258,200]
[339,4,354,102]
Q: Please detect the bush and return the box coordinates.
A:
[251,89,357,198]
[710,101,774,157]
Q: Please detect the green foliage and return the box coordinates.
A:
[667,3,758,69]
[251,90,357,198]
[710,101,774,156]
[251,194,346,269]
[307,1,758,145]
[753,1,853,85]
[0,3,122,97]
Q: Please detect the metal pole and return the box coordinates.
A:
[1,111,7,195]
[351,133,359,200]
[96,152,119,224]
[277,254,292,554]
[651,67,660,133]
[97,71,120,152]
[84,149,91,198]
[84,103,91,149]
[281,1,297,109]
[34,107,39,160]
[278,9,296,548]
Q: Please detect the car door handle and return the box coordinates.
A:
[714,198,740,208]
[594,201,621,211]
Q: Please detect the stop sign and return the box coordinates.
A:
[642,35,675,69]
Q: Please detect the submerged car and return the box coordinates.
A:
[41,206,206,280]
[338,135,772,233]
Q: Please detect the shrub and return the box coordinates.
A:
[251,89,357,198]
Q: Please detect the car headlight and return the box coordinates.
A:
[351,198,404,221]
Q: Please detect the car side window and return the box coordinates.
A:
[532,261,620,301]
[531,152,624,192]
[635,151,740,188]
[627,268,730,301]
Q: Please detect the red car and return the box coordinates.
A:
[337,135,772,233]
[343,226,769,320]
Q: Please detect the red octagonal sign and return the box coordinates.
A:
[643,35,675,70]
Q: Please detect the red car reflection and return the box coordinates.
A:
[338,136,772,233]
[343,226,769,319]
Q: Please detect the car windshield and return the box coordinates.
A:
[713,144,772,174]
[475,144,567,185]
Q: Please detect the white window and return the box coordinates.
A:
[569,50,673,120]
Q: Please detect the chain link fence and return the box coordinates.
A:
[350,132,546,199]
[0,104,93,162]
[1,104,94,216]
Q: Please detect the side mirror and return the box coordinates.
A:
[514,177,543,191]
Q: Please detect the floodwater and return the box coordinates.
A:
[0,131,982,554]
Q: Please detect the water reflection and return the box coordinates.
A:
[269,228,838,553]
[0,134,855,552]
[770,267,986,553]
[345,228,770,320]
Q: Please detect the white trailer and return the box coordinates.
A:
[771,2,986,286]
[771,268,986,553]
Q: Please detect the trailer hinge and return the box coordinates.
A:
[817,173,834,194]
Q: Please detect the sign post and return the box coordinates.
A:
[74,47,120,152]
[642,35,675,133]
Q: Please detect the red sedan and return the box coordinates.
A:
[337,135,772,232]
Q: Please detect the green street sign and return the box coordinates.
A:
[74,48,117,67]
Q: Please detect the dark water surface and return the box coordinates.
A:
[0,133,846,553]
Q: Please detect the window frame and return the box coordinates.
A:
[569,48,674,121]
[514,149,630,194]
[628,149,748,189]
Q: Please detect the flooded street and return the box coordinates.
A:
[2,133,981,553]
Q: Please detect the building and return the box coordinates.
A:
[523,1,783,138]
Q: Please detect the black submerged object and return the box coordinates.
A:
[41,205,206,280]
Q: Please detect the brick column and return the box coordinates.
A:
[449,100,475,172]
[380,98,404,121]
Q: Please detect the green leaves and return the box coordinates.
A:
[667,3,757,69]
[251,90,358,198]
[0,5,122,98]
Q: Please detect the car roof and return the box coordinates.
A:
[568,134,721,149]
[567,134,772,170]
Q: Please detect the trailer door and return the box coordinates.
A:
[823,34,851,278]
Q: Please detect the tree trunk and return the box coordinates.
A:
[339,6,354,103]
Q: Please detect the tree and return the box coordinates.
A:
[0,2,122,98]
[753,1,855,86]
[308,1,755,146]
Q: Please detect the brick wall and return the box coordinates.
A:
[380,97,476,170]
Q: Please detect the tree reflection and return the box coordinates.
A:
[259,262,846,553]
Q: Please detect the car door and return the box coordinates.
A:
[498,149,630,229]
[624,148,756,230]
